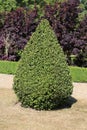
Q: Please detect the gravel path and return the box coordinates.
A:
[0,74,87,99]
[0,74,14,89]
[0,74,87,130]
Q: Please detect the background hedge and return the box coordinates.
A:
[0,0,87,67]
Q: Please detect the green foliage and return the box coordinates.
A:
[45,0,66,4]
[0,0,17,12]
[13,19,73,110]
[16,0,66,7]
[0,0,67,16]
[16,0,66,17]
[79,0,87,21]
[81,0,87,9]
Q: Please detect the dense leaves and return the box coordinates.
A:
[44,0,87,66]
[15,0,66,17]
[79,0,87,21]
[0,0,87,67]
[73,15,87,67]
[16,0,66,8]
[45,0,80,36]
[0,8,38,61]
[13,19,73,110]
[0,0,17,12]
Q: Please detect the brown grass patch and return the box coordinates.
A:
[0,87,87,130]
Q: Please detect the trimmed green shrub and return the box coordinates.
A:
[13,19,73,110]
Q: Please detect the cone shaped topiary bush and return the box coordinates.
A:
[13,19,73,110]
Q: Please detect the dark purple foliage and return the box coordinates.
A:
[44,0,87,66]
[45,0,80,39]
[0,7,38,61]
[73,16,87,67]
[0,0,87,67]
[0,36,4,59]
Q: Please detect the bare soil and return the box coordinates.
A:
[0,74,87,130]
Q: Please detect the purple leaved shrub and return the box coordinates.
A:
[44,0,87,66]
[0,0,87,67]
[73,15,87,67]
[0,7,38,61]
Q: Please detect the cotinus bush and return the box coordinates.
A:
[13,19,73,110]
[0,7,38,61]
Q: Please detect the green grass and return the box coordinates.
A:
[0,60,87,82]
[70,66,87,83]
[0,60,18,75]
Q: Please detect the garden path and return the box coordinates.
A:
[0,74,87,100]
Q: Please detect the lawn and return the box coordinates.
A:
[0,60,17,75]
[0,60,87,82]
[70,66,87,83]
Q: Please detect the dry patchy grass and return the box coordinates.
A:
[0,87,87,130]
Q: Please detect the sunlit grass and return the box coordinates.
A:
[0,60,87,82]
[70,66,87,83]
[0,60,18,75]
